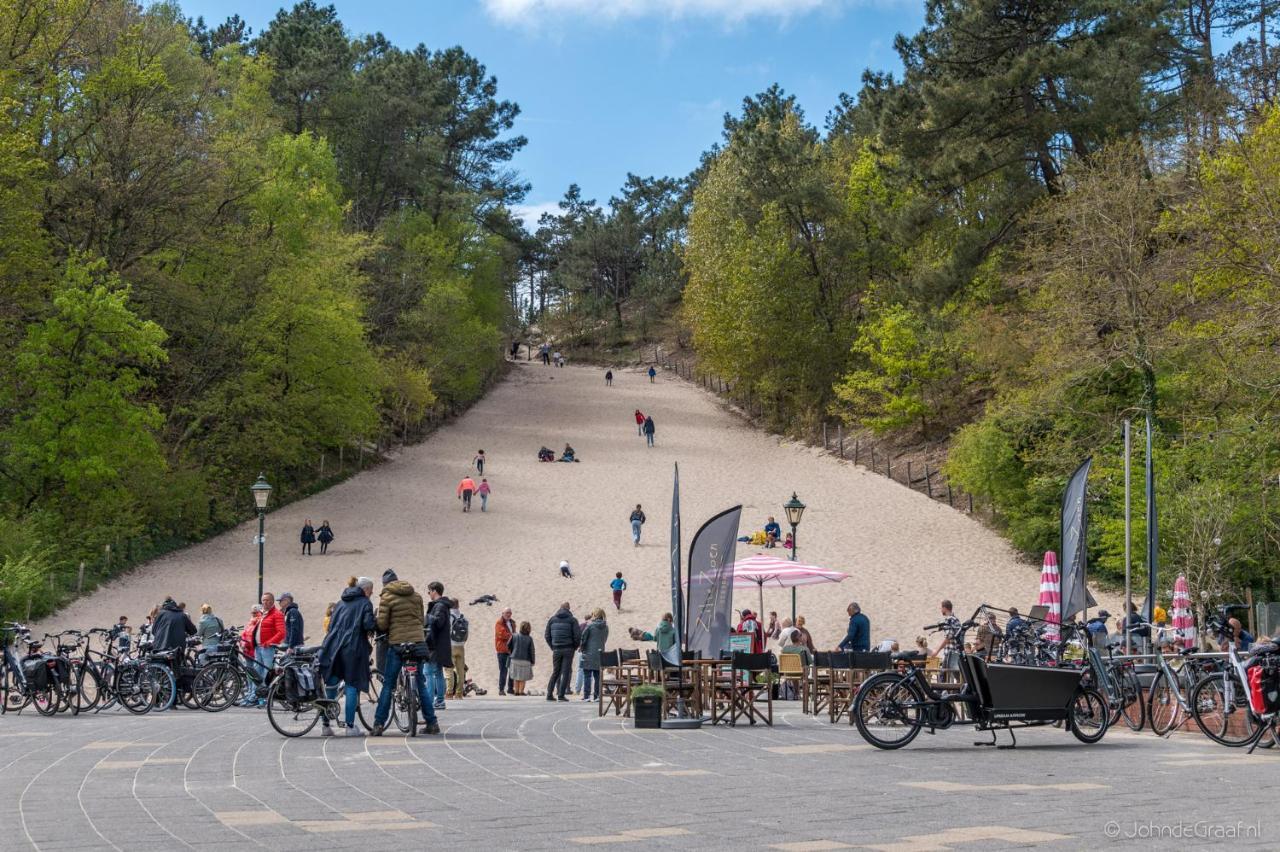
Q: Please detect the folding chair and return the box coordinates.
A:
[598,651,630,716]
[809,651,834,716]
[711,652,772,726]
[826,652,854,723]
[646,650,695,717]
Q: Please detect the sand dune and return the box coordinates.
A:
[42,362,1115,688]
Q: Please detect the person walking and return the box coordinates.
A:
[629,504,646,546]
[196,604,223,652]
[457,474,477,512]
[447,601,469,700]
[280,592,304,649]
[544,602,581,701]
[838,602,870,652]
[559,560,574,579]
[495,608,516,696]
[605,370,613,387]
[371,571,438,736]
[643,415,655,447]
[317,521,334,554]
[579,610,609,702]
[508,622,535,695]
[425,581,452,710]
[634,409,645,436]
[245,593,284,705]
[317,576,376,737]
[474,450,486,475]
[610,572,627,610]
[648,365,656,383]
[477,478,492,512]
[300,519,316,555]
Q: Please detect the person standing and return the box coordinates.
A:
[457,474,477,513]
[317,521,334,554]
[629,504,646,546]
[643,415,655,447]
[648,365,656,383]
[579,610,609,702]
[931,600,963,676]
[196,604,223,652]
[317,576,376,737]
[477,478,492,512]
[610,572,627,610]
[245,593,284,705]
[300,519,316,555]
[634,409,645,436]
[447,601,469,700]
[425,581,452,710]
[371,571,438,736]
[544,602,581,701]
[152,597,196,655]
[495,608,516,696]
[239,605,262,673]
[508,622,535,695]
[838,602,870,652]
[735,609,764,654]
[280,592,304,649]
[605,370,613,387]
[474,450,486,475]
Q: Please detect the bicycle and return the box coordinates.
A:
[386,642,434,737]
[265,646,339,737]
[1190,640,1276,748]
[1062,624,1145,731]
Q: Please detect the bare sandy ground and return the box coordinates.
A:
[43,362,1115,689]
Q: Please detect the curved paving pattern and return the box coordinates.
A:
[0,701,1275,851]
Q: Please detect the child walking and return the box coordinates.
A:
[477,478,491,512]
[610,572,627,610]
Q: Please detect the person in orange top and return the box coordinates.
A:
[495,607,516,695]
[457,474,477,512]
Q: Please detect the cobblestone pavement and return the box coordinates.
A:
[0,698,1274,851]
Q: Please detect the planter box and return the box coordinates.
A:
[632,694,663,729]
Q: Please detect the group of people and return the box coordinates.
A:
[299,520,335,555]
[632,410,657,446]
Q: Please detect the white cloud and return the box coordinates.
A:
[511,200,564,227]
[483,0,836,25]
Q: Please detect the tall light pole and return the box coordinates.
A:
[783,492,806,621]
[251,473,272,601]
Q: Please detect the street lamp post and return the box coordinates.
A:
[251,474,272,602]
[783,492,806,621]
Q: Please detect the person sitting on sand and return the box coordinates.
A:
[764,516,781,548]
[782,531,794,550]
[559,443,577,462]
[559,560,574,579]
[538,446,555,462]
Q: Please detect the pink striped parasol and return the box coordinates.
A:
[1172,575,1195,649]
[1038,551,1061,642]
[730,553,849,623]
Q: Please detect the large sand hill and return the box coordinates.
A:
[43,362,1113,689]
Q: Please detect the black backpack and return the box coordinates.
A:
[450,611,469,644]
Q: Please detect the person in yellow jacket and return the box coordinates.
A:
[1153,602,1167,626]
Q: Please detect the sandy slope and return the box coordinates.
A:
[42,362,1115,689]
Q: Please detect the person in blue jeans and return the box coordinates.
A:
[424,581,453,710]
[317,576,376,736]
[630,504,646,546]
[643,415,655,447]
[373,643,437,733]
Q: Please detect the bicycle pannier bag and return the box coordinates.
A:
[21,655,48,690]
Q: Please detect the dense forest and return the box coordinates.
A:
[0,0,525,616]
[534,1,1280,608]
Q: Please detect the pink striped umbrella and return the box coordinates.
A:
[1038,551,1061,642]
[730,553,849,624]
[1172,575,1195,649]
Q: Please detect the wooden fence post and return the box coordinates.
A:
[822,423,828,450]
[854,439,859,464]
[886,455,892,479]
[838,424,844,459]
[925,465,934,498]
[947,483,953,507]
[968,493,974,513]
[77,562,85,594]
[907,460,913,487]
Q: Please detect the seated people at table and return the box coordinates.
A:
[780,635,812,667]
[974,611,1002,658]
[1221,617,1254,652]
[1004,607,1027,637]
[558,443,577,462]
[875,638,898,654]
[837,602,870,652]
[1086,610,1111,648]
[538,446,555,462]
[793,616,816,653]
[763,516,781,548]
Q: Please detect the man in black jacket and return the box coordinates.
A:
[544,603,581,701]
[424,581,452,710]
[280,592,304,649]
[152,598,196,653]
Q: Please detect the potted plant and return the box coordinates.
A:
[630,684,664,728]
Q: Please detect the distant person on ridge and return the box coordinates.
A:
[643,415,655,447]
[648,365,657,383]
[300,519,316,555]
[457,474,477,512]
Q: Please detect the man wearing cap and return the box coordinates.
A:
[372,569,438,735]
[280,592,304,649]
[495,607,515,696]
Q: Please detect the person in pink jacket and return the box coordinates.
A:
[476,478,492,512]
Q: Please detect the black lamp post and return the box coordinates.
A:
[251,473,272,601]
[783,492,806,620]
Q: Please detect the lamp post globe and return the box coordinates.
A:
[782,492,806,620]
[251,474,271,601]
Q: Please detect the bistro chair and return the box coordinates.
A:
[711,652,774,726]
[618,648,641,663]
[598,651,630,717]
[808,651,834,716]
[777,653,806,702]
[646,650,696,717]
[826,652,855,723]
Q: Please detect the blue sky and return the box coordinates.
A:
[179,0,923,225]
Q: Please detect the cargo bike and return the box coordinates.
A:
[852,606,1109,749]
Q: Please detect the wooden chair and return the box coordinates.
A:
[711,652,773,726]
[826,652,855,723]
[845,652,891,723]
[809,651,834,716]
[645,650,696,717]
[618,648,641,664]
[598,651,630,717]
[777,652,806,703]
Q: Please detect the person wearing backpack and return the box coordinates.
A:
[447,602,470,700]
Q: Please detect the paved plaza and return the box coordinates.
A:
[0,700,1274,851]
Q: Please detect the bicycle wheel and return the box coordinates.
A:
[852,672,924,750]
[393,680,412,734]
[404,671,418,737]
[32,683,60,716]
[191,662,238,712]
[355,672,384,731]
[1068,686,1109,744]
[74,662,103,714]
[1115,667,1145,731]
[145,663,177,713]
[2,663,28,713]
[266,678,321,737]
[95,661,119,712]
[1147,671,1183,736]
[1191,672,1259,747]
[116,663,153,714]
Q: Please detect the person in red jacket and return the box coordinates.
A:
[457,475,477,513]
[495,608,516,696]
[634,409,645,437]
[242,593,285,706]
